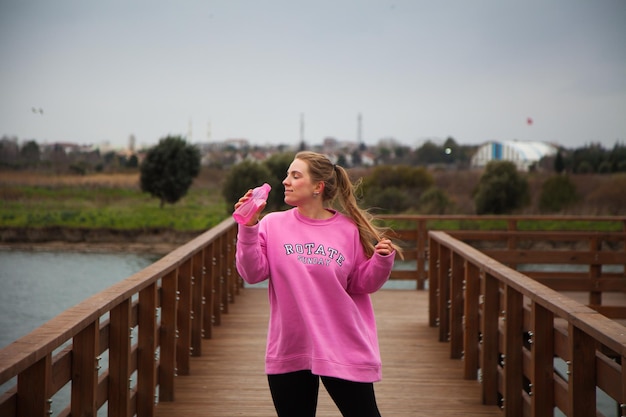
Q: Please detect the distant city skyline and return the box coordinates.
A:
[1,1,625,150]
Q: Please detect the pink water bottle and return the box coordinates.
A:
[232,183,272,224]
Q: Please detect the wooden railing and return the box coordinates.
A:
[0,218,239,417]
[1,215,625,416]
[428,230,626,417]
[449,229,626,320]
[378,215,626,294]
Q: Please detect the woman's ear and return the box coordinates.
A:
[314,181,324,195]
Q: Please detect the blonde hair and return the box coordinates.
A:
[295,151,402,258]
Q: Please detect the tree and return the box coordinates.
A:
[351,149,363,166]
[554,151,565,173]
[140,135,200,207]
[20,140,40,167]
[442,137,459,164]
[538,175,579,212]
[608,143,626,172]
[473,161,530,214]
[336,154,348,167]
[127,154,139,169]
[571,143,606,173]
[412,140,445,165]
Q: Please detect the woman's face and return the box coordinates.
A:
[283,158,320,207]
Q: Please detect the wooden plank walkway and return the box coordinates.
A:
[154,288,502,417]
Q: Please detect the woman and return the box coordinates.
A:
[234,151,401,417]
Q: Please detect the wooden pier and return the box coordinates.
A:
[153,287,501,417]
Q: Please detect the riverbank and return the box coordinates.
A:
[0,227,201,256]
[0,241,180,256]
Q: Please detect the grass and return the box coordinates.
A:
[379,217,624,233]
[427,218,623,232]
[0,171,230,231]
[1,170,624,233]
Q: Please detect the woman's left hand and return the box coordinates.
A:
[375,238,394,256]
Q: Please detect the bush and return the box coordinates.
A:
[538,175,579,212]
[418,186,452,214]
[222,160,273,214]
[362,165,433,190]
[360,164,433,212]
[261,152,295,210]
[473,161,530,214]
[361,186,410,214]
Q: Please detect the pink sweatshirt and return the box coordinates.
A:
[235,208,395,383]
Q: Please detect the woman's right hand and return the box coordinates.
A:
[234,190,266,226]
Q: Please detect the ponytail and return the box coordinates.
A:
[333,165,402,258]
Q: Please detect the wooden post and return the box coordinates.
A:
[109,299,132,417]
[177,259,193,376]
[480,271,500,405]
[463,261,480,380]
[137,282,158,417]
[160,269,179,401]
[220,234,230,312]
[438,243,451,343]
[621,354,626,417]
[191,250,205,355]
[506,219,518,270]
[17,353,51,416]
[530,302,554,417]
[623,220,626,291]
[428,237,439,327]
[213,236,224,326]
[71,320,99,416]
[417,219,427,290]
[568,322,596,417]
[449,252,464,359]
[503,284,523,416]
[589,236,602,307]
[203,243,215,338]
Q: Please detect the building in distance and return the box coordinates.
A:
[471,140,558,171]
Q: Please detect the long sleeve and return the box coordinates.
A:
[235,223,270,285]
[346,251,395,294]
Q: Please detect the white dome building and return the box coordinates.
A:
[471,140,558,171]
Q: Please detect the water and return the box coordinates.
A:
[0,250,159,350]
[0,249,158,415]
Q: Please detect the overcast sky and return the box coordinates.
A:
[1,0,625,150]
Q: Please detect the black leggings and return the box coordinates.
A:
[267,370,382,417]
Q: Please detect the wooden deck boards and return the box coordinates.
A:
[154,288,502,417]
